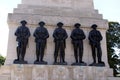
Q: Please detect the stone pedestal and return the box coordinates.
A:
[0,64,119,80]
[3,1,120,79]
[5,0,109,67]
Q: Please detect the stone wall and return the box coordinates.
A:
[1,65,119,80]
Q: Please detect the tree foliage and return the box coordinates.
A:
[106,22,120,76]
[0,55,5,66]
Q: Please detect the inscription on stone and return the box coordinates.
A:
[32,66,48,80]
[52,66,69,80]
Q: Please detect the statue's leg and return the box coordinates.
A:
[21,42,27,61]
[91,45,96,63]
[36,42,40,61]
[40,42,46,62]
[79,42,83,63]
[73,43,78,63]
[97,45,102,63]
[60,43,65,63]
[54,42,59,63]
[16,42,21,61]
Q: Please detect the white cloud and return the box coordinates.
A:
[0,0,21,57]
[0,6,9,57]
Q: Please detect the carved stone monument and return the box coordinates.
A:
[1,0,119,80]
[5,0,109,67]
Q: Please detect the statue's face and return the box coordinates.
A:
[91,24,97,29]
[75,26,79,28]
[74,23,81,28]
[92,27,97,29]
[20,20,27,26]
[39,24,44,26]
[21,23,26,26]
[57,22,63,28]
[58,25,63,28]
[39,22,45,26]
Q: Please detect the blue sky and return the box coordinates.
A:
[0,0,120,56]
[94,0,120,22]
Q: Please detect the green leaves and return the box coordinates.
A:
[0,55,5,66]
[107,22,120,76]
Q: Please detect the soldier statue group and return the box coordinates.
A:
[14,20,105,66]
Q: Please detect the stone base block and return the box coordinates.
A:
[107,77,120,80]
[89,62,105,67]
[34,61,47,65]
[13,59,28,64]
[0,75,10,80]
[71,62,87,66]
[53,62,67,65]
[0,64,119,80]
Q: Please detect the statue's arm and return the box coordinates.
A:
[63,30,68,40]
[81,30,86,40]
[44,29,49,39]
[70,30,76,40]
[26,28,31,38]
[33,28,39,38]
[99,31,103,41]
[15,27,20,37]
[88,32,95,43]
[53,29,59,39]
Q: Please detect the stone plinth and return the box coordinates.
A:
[0,65,119,80]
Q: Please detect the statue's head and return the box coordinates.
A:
[74,23,81,28]
[91,24,97,29]
[20,20,27,25]
[57,22,64,28]
[39,21,45,26]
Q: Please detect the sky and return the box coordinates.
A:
[0,0,120,57]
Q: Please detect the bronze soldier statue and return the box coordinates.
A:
[14,20,31,64]
[53,22,68,65]
[70,23,86,65]
[88,24,105,66]
[33,21,49,64]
